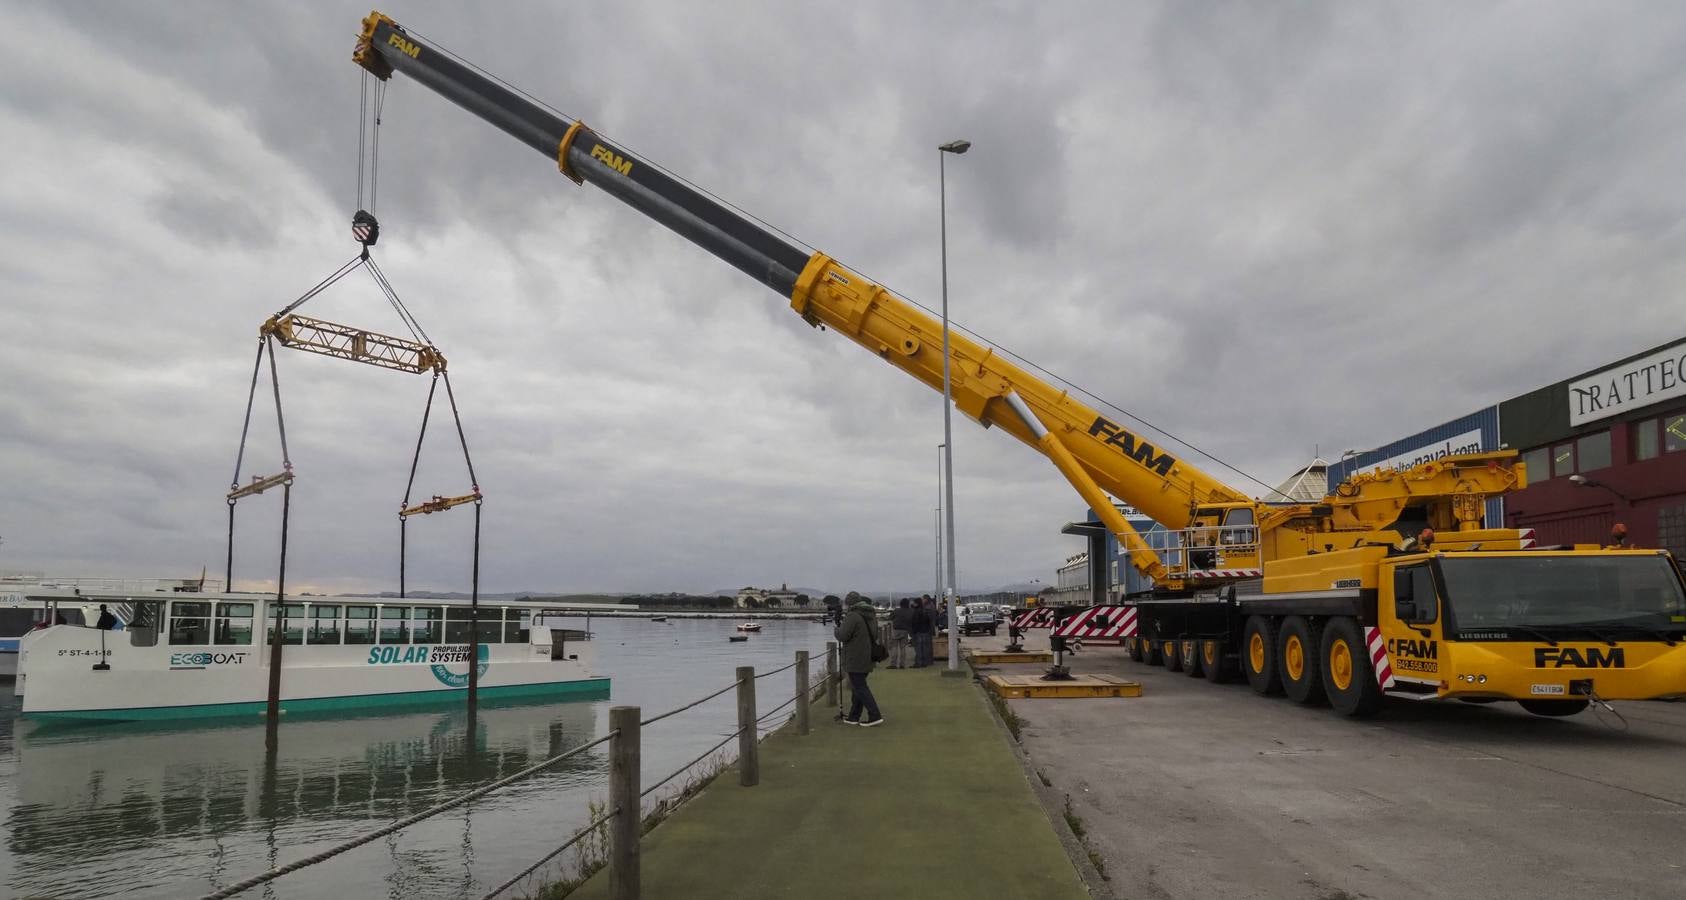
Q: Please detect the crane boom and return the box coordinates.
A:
[352,12,1263,585]
[351,12,1538,593]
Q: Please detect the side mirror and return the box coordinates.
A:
[1395,598,1418,622]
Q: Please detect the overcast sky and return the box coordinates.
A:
[4,2,1686,596]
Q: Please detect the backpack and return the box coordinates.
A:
[859,610,889,662]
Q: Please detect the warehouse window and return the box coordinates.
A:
[1634,418,1659,461]
[1521,447,1552,482]
[1576,431,1611,472]
[1659,505,1686,565]
[1551,443,1576,479]
[1667,412,1686,454]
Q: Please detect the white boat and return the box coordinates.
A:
[0,578,146,679]
[16,590,608,721]
[735,621,762,632]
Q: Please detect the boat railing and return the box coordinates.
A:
[204,640,844,900]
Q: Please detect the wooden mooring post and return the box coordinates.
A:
[736,666,758,787]
[609,705,641,900]
[795,650,810,735]
[825,641,839,708]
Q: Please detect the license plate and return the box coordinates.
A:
[1530,683,1565,696]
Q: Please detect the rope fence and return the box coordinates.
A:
[206,641,842,900]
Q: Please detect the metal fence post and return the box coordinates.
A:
[795,650,810,735]
[609,705,641,900]
[736,666,759,787]
[825,641,839,707]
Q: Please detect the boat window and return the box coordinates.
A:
[214,602,254,646]
[0,608,36,636]
[307,605,341,645]
[411,606,443,644]
[446,607,475,644]
[476,608,503,644]
[129,601,162,647]
[169,601,212,646]
[344,605,376,645]
[268,604,305,645]
[505,608,530,643]
[380,606,410,644]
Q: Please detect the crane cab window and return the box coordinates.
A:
[1221,508,1256,545]
[1394,565,1439,625]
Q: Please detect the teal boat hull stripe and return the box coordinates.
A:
[26,677,612,721]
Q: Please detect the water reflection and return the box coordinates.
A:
[9,699,599,898]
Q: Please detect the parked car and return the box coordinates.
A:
[959,602,998,636]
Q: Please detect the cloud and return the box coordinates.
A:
[5,2,1686,595]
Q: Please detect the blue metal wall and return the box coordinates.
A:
[1323,406,1505,526]
[1083,508,1167,596]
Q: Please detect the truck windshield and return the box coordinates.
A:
[1439,555,1686,635]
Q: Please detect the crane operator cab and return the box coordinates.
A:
[1171,505,1261,575]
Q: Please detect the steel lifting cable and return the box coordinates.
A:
[225,334,295,591]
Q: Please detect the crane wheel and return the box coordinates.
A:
[1163,639,1184,673]
[1242,616,1282,696]
[1320,617,1382,717]
[1278,616,1327,706]
[1518,699,1590,717]
[1127,636,1145,662]
[1181,639,1204,677]
[1141,636,1163,666]
[1201,639,1232,683]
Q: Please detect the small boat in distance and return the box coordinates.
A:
[728,635,748,642]
[650,616,668,623]
[736,622,762,633]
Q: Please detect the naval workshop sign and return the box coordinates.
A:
[1569,341,1686,426]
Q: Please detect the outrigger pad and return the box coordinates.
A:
[352,209,380,246]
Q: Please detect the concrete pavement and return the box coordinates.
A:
[973,634,1686,900]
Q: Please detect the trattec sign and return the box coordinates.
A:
[1569,341,1686,426]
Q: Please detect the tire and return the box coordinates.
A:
[1163,639,1184,673]
[1320,617,1382,717]
[1242,616,1281,696]
[1278,616,1327,706]
[1181,639,1204,678]
[1519,699,1590,717]
[1142,636,1163,665]
[990,627,998,636]
[1127,635,1145,662]
[1201,639,1231,683]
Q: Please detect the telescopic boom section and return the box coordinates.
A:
[353,12,1255,579]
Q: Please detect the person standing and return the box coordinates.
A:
[911,596,934,667]
[834,595,883,726]
[888,598,914,669]
[95,604,118,630]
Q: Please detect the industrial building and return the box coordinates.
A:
[1329,334,1686,557]
[1053,334,1686,600]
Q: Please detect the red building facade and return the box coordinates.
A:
[1501,337,1686,557]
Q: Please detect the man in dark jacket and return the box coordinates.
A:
[834,597,883,726]
[888,598,914,669]
[910,596,934,667]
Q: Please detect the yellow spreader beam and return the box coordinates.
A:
[261,314,444,374]
[400,492,480,517]
[986,674,1143,699]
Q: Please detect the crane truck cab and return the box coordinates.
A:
[1228,545,1686,717]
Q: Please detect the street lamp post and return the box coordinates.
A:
[936,442,945,602]
[939,138,969,672]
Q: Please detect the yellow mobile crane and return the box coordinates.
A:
[350,12,1686,717]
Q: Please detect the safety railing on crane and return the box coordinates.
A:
[1138,524,1263,580]
[199,642,845,900]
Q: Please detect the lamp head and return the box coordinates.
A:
[939,140,972,154]
[1569,474,1589,486]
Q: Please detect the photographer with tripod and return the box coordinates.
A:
[834,596,886,727]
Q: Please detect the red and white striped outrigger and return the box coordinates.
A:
[1010,605,1138,640]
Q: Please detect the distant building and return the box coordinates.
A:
[736,583,799,608]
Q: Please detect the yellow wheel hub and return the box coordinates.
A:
[1248,633,1266,673]
[1330,639,1353,691]
[1203,640,1217,666]
[1285,634,1305,681]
